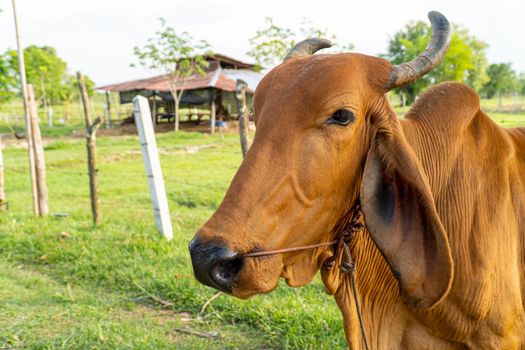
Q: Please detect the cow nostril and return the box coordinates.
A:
[210,256,244,287]
[189,238,243,293]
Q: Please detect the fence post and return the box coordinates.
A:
[236,79,250,158]
[0,136,7,210]
[77,72,102,226]
[133,95,173,241]
[105,91,111,128]
[28,84,49,216]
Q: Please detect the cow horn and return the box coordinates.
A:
[385,11,452,90]
[284,38,332,60]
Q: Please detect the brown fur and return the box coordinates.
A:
[192,53,525,348]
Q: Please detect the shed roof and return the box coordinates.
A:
[205,53,255,69]
[97,68,263,94]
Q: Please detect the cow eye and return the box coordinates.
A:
[326,109,355,126]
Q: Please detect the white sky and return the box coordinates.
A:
[1,0,524,86]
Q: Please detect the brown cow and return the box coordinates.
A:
[190,11,525,349]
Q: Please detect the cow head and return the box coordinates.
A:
[190,12,454,310]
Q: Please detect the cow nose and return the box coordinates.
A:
[188,238,244,293]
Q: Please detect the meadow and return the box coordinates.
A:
[0,131,346,349]
[0,97,524,349]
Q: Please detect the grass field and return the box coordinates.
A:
[0,132,346,349]
[0,102,524,349]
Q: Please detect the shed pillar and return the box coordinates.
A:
[210,89,216,134]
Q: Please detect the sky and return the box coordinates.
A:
[1,0,524,86]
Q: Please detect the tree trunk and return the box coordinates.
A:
[498,93,502,111]
[174,98,180,132]
[170,88,184,132]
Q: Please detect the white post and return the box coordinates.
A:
[133,96,173,240]
[48,107,53,127]
[0,136,7,210]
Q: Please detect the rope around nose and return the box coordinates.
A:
[242,240,338,258]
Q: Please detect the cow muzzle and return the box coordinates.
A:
[188,238,244,293]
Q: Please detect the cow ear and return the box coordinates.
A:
[360,128,453,309]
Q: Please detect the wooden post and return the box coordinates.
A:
[12,0,39,215]
[210,89,216,134]
[28,85,49,216]
[77,72,102,226]
[133,96,173,241]
[151,91,157,126]
[105,91,111,128]
[236,79,250,158]
[0,136,7,211]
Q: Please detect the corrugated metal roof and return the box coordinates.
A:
[221,69,263,91]
[97,68,263,93]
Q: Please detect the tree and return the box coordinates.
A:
[482,63,518,109]
[247,17,354,72]
[517,73,525,95]
[6,45,68,105]
[58,75,95,122]
[0,54,16,103]
[383,21,489,104]
[4,45,91,109]
[518,73,525,110]
[299,18,355,52]
[247,18,295,72]
[132,18,211,132]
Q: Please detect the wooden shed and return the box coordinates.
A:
[97,54,263,128]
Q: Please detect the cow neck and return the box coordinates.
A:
[325,205,370,350]
[242,204,370,350]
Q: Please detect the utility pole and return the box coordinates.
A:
[12,0,39,215]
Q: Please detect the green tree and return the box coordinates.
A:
[6,45,69,105]
[0,53,16,103]
[58,75,95,122]
[383,21,489,105]
[132,18,210,132]
[247,17,354,72]
[247,18,295,71]
[482,63,518,108]
[4,45,92,114]
[518,73,525,95]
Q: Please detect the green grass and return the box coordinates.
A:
[1,101,524,349]
[0,260,260,350]
[0,131,346,349]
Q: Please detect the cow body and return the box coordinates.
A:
[189,16,525,347]
[332,82,525,349]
